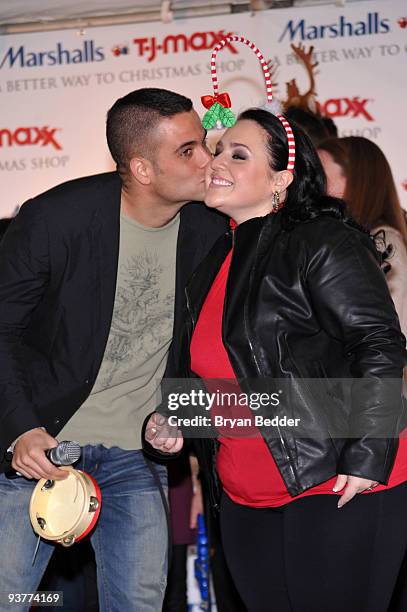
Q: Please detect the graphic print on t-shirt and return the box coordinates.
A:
[96,249,174,390]
[59,212,179,450]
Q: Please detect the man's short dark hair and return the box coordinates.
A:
[106,88,193,176]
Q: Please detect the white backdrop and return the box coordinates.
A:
[0,0,406,217]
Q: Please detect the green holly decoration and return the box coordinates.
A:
[219,106,236,127]
[202,102,222,130]
[201,102,237,129]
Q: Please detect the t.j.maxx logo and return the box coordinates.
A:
[0,126,62,150]
[317,97,374,121]
[132,30,238,62]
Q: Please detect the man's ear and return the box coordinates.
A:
[273,170,294,192]
[129,157,153,186]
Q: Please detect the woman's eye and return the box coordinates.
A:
[181,148,193,157]
[232,153,246,160]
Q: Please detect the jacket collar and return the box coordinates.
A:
[185,211,284,321]
[90,173,122,378]
[185,231,232,325]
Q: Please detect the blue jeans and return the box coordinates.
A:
[0,446,168,612]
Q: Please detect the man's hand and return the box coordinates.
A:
[145,413,183,453]
[333,474,379,508]
[12,428,68,480]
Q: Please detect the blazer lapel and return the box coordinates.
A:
[91,174,121,379]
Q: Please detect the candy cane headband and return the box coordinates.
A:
[201,35,295,172]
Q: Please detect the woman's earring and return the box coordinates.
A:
[271,191,280,213]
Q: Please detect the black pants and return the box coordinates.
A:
[220,482,407,612]
[205,499,247,612]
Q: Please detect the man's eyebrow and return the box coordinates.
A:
[175,131,208,152]
[175,139,198,152]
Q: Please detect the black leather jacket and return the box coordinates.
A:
[175,211,407,505]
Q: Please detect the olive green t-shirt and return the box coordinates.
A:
[59,211,179,449]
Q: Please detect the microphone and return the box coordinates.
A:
[46,441,81,466]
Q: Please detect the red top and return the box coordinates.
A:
[190,248,407,507]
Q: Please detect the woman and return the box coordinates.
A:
[317,136,407,339]
[147,109,407,611]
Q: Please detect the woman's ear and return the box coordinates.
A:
[274,170,294,192]
[129,157,152,186]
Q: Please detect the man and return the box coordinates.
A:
[0,88,227,611]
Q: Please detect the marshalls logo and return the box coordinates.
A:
[0,127,62,150]
[279,12,390,42]
[0,41,104,69]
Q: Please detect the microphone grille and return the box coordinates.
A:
[59,441,81,463]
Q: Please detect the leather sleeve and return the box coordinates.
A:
[306,228,407,483]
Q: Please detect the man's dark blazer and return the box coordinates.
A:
[0,171,228,471]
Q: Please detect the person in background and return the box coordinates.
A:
[320,115,338,138]
[164,452,246,612]
[284,106,332,146]
[317,136,407,612]
[317,136,407,341]
[163,453,202,612]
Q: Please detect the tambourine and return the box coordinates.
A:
[29,466,101,547]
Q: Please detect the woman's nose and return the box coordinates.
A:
[211,153,225,170]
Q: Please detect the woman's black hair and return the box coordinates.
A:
[238,108,365,233]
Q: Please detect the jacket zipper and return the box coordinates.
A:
[242,225,300,490]
[187,231,234,512]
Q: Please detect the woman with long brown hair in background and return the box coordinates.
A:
[318,136,407,612]
[317,136,407,339]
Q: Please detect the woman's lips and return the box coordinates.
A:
[209,176,233,187]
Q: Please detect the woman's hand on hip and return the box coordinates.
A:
[333,474,379,509]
